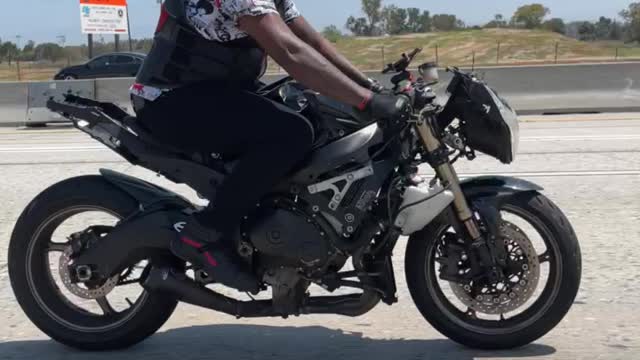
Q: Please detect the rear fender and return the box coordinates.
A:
[100,168,193,209]
[72,169,193,277]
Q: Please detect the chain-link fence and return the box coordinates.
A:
[268,40,640,73]
[1,41,639,81]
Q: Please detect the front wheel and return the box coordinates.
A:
[9,176,179,350]
[406,191,581,349]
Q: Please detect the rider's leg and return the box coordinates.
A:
[137,84,314,292]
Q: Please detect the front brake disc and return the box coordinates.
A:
[449,222,540,315]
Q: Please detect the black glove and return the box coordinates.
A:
[361,93,411,119]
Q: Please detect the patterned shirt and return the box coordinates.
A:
[131,0,301,101]
[186,0,301,42]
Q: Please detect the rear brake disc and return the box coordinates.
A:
[58,247,120,300]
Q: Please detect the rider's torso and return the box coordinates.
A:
[131,0,300,104]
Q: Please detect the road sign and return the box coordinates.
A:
[79,0,129,35]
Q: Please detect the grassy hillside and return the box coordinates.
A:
[324,28,640,71]
[1,29,639,81]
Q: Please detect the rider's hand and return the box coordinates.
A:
[359,92,411,119]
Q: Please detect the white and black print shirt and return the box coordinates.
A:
[131,0,300,101]
[185,0,301,42]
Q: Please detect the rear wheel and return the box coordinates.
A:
[406,191,581,349]
[9,176,179,350]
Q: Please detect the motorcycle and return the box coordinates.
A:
[8,49,581,351]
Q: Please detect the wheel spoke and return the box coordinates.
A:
[96,297,116,315]
[538,251,551,263]
[47,242,69,252]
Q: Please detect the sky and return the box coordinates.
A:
[0,0,633,46]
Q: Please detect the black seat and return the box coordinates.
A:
[121,116,233,174]
[122,116,210,163]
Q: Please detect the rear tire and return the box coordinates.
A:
[9,175,179,351]
[406,192,581,349]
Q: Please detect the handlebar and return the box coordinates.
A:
[382,48,423,74]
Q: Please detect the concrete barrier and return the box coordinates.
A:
[0,82,28,127]
[26,80,95,125]
[95,78,135,112]
[1,62,639,126]
[365,62,640,114]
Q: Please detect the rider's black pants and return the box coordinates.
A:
[137,82,314,235]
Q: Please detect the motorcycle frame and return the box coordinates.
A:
[45,87,545,319]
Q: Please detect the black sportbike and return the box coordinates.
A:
[9,49,581,350]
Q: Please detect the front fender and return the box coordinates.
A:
[460,176,543,201]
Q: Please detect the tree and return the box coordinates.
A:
[382,5,408,35]
[0,41,19,65]
[322,25,343,43]
[361,0,383,35]
[346,16,370,36]
[511,4,550,29]
[345,0,384,36]
[543,18,566,34]
[609,21,624,41]
[591,16,615,40]
[621,3,640,42]
[34,43,65,63]
[419,11,432,32]
[577,21,596,41]
[432,14,462,31]
[406,8,431,33]
[19,40,36,61]
[406,8,421,32]
[23,40,35,53]
[485,14,508,28]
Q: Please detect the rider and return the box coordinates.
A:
[131,0,408,293]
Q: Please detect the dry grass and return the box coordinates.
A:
[0,61,66,82]
[2,29,639,81]
[324,29,640,71]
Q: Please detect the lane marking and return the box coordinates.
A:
[0,146,105,153]
[521,135,640,142]
[1,134,639,154]
[421,170,640,178]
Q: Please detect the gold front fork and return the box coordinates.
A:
[414,119,482,240]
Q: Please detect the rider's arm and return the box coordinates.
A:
[239,13,371,108]
[287,16,372,89]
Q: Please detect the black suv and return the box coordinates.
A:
[54,53,146,80]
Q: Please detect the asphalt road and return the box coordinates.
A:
[0,115,639,359]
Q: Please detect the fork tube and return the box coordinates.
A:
[414,119,482,240]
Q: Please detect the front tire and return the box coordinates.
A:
[406,191,581,349]
[9,176,179,350]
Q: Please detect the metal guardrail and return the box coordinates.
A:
[1,62,639,126]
